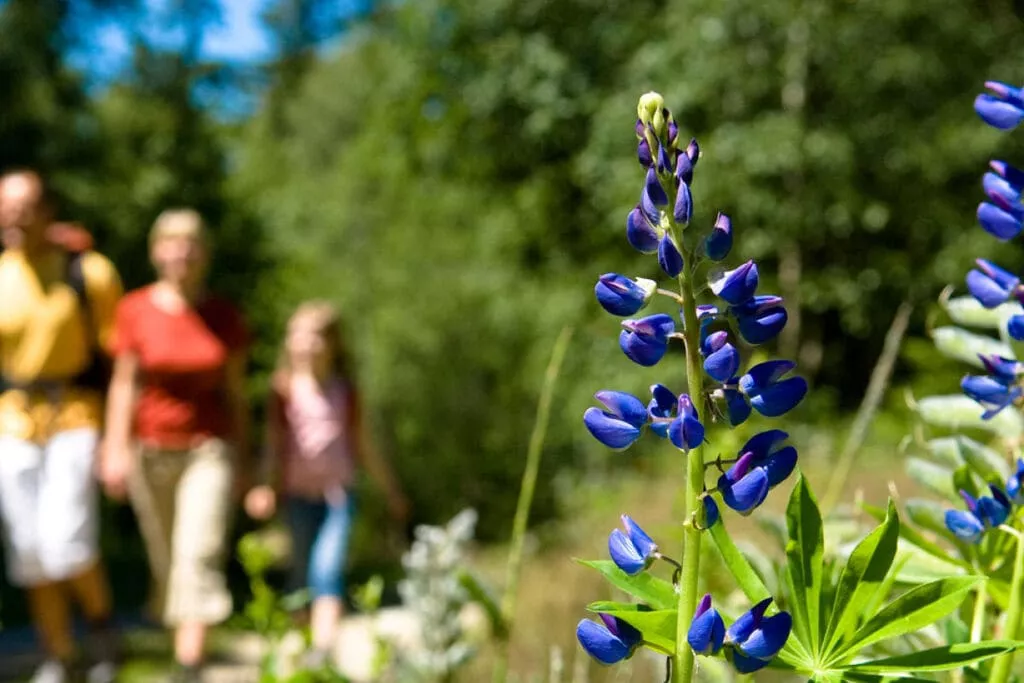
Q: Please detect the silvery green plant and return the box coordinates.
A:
[574,91,1023,683]
[391,508,481,683]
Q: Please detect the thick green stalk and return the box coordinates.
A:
[492,326,573,683]
[673,255,706,683]
[989,530,1024,683]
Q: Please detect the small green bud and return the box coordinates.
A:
[637,92,665,127]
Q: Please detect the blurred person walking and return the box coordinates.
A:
[244,301,409,668]
[0,169,122,683]
[100,209,250,683]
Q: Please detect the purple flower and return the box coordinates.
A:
[975,81,1024,130]
[688,594,726,655]
[961,374,1021,419]
[702,496,720,528]
[576,614,642,664]
[725,598,792,673]
[1007,458,1024,505]
[619,314,675,366]
[978,202,1023,241]
[641,167,668,222]
[718,453,769,515]
[647,383,677,438]
[674,181,693,224]
[738,360,808,417]
[710,261,759,306]
[608,515,658,575]
[584,391,648,450]
[739,430,798,488]
[1009,314,1024,341]
[945,486,1011,544]
[979,354,1022,384]
[704,212,732,261]
[676,138,699,185]
[702,331,740,383]
[626,205,660,253]
[594,273,657,316]
[723,388,752,426]
[965,259,1020,308]
[658,234,685,277]
[731,295,788,345]
[984,166,1024,215]
[669,394,705,451]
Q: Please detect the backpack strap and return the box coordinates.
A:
[65,251,109,391]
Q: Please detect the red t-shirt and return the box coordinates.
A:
[110,286,248,448]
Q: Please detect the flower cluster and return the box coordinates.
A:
[945,460,1024,543]
[961,82,1024,418]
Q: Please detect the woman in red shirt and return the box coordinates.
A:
[100,209,249,683]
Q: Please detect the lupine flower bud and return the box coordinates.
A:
[595,274,657,316]
[658,234,685,277]
[657,143,674,174]
[674,181,693,224]
[637,92,665,129]
[668,120,679,147]
[725,598,793,674]
[966,259,1019,308]
[961,374,1021,418]
[704,212,733,261]
[642,167,669,222]
[702,331,740,383]
[626,205,660,254]
[647,383,676,438]
[701,495,720,529]
[577,614,642,664]
[710,261,759,306]
[619,314,675,366]
[977,202,1023,241]
[637,137,653,168]
[669,394,705,451]
[738,360,808,417]
[984,170,1023,214]
[676,153,694,187]
[1007,459,1024,504]
[718,453,769,515]
[1009,314,1024,341]
[608,515,658,575]
[732,295,788,345]
[975,81,1024,130]
[688,594,726,655]
[584,391,648,450]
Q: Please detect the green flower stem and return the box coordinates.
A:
[969,579,987,643]
[988,529,1024,683]
[673,236,705,683]
[492,326,573,683]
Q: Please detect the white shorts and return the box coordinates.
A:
[0,428,100,586]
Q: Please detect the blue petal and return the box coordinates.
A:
[975,94,1024,130]
[729,650,771,674]
[704,343,740,383]
[725,598,771,645]
[594,390,648,428]
[978,202,1023,241]
[724,389,751,426]
[704,212,732,261]
[626,206,660,253]
[750,377,808,417]
[764,446,798,488]
[674,181,693,224]
[703,496,720,528]
[649,384,676,417]
[977,495,1010,529]
[1009,315,1024,341]
[622,515,658,560]
[979,354,1021,383]
[688,605,726,655]
[637,138,653,168]
[710,261,759,306]
[945,510,985,544]
[739,360,797,396]
[608,528,647,575]
[723,452,756,485]
[720,467,769,515]
[657,143,673,174]
[966,269,1014,308]
[669,415,705,451]
[642,167,668,220]
[738,612,792,661]
[595,273,649,316]
[1009,473,1024,505]
[658,234,684,277]
[584,407,642,450]
[624,313,676,341]
[740,430,789,464]
[737,306,788,345]
[984,172,1023,213]
[619,331,668,367]
[991,160,1024,188]
[676,152,694,185]
[576,619,632,665]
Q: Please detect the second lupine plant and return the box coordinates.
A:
[577,92,805,681]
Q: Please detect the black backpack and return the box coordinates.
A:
[65,250,112,393]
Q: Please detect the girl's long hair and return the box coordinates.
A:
[274,300,354,389]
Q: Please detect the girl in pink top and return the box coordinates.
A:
[244,301,409,666]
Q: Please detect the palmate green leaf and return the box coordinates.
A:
[786,475,824,654]
[831,576,984,664]
[823,499,899,654]
[916,395,1024,439]
[845,640,1024,674]
[586,601,676,654]
[905,458,958,502]
[575,559,676,610]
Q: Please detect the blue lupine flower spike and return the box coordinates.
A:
[608,514,658,575]
[704,212,732,261]
[725,598,793,674]
[576,614,642,665]
[688,594,726,656]
[583,391,648,450]
[620,313,676,367]
[975,81,1024,130]
[595,273,657,316]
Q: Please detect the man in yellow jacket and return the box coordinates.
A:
[0,170,121,683]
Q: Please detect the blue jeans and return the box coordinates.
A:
[285,495,355,599]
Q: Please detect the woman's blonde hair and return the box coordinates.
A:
[149,208,208,248]
[275,300,353,384]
